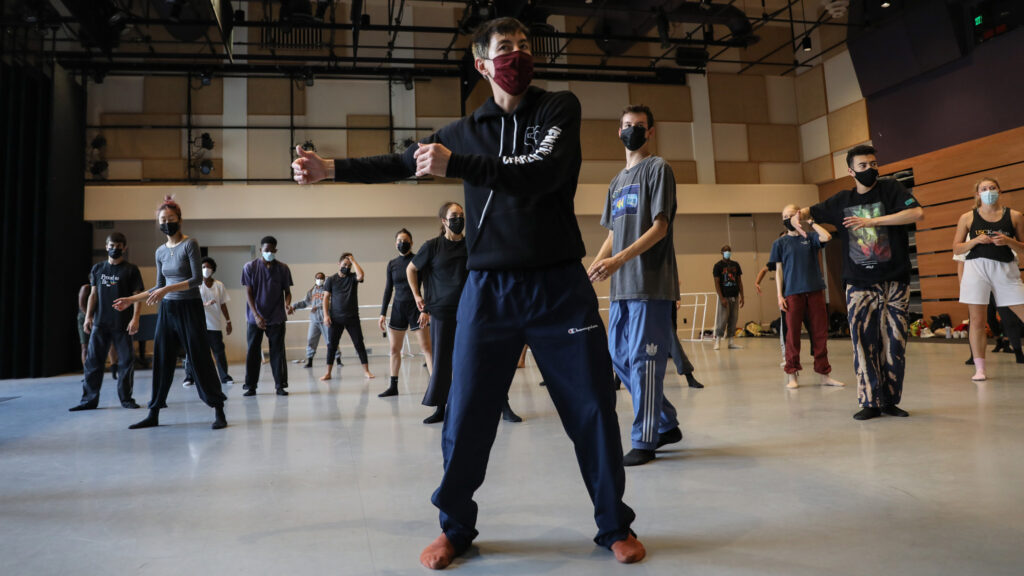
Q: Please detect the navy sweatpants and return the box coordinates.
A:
[431,262,635,552]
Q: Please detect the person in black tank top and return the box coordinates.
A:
[952,176,1024,380]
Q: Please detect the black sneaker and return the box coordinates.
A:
[656,427,683,448]
[623,449,656,467]
[304,357,313,368]
[853,407,881,420]
[122,400,141,409]
[243,388,256,397]
[881,405,909,417]
[69,402,98,412]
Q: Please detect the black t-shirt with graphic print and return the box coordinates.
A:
[90,260,145,330]
[809,179,919,288]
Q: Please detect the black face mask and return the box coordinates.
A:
[160,221,180,236]
[397,241,411,254]
[783,219,796,232]
[853,167,879,188]
[448,216,465,235]
[620,125,647,151]
[339,266,350,275]
[108,248,124,259]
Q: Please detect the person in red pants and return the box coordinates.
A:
[769,204,845,389]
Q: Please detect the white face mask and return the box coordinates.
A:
[315,278,324,287]
[979,189,999,205]
[202,268,213,278]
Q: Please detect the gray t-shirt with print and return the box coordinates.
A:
[600,155,679,301]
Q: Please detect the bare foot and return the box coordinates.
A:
[319,372,332,381]
[364,371,375,379]
[610,534,646,564]
[821,374,845,387]
[420,533,456,570]
[972,371,986,381]
[786,375,799,389]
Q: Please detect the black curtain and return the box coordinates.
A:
[0,63,90,379]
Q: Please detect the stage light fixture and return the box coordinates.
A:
[198,159,214,176]
[801,36,812,51]
[198,133,215,150]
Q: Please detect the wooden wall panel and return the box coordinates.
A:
[581,120,626,161]
[794,65,827,125]
[922,301,970,324]
[142,158,223,181]
[897,124,1024,185]
[916,227,958,254]
[669,161,699,184]
[920,276,960,300]
[415,78,462,118]
[100,114,181,159]
[914,163,1024,206]
[738,26,793,75]
[628,84,692,122]
[827,99,869,153]
[708,73,769,124]
[917,251,958,278]
[347,115,391,158]
[144,77,186,114]
[920,199,974,231]
[748,124,800,162]
[192,78,224,115]
[819,175,855,200]
[803,155,834,184]
[715,162,760,184]
[248,78,306,116]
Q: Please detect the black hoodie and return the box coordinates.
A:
[333,86,586,271]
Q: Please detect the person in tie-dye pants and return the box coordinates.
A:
[789,145,924,420]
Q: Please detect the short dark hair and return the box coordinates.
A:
[260,236,277,247]
[315,271,325,278]
[621,104,655,128]
[471,17,530,59]
[106,232,127,245]
[721,245,732,252]
[339,252,353,262]
[846,144,877,168]
[201,256,217,271]
[396,228,412,241]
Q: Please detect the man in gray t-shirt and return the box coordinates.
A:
[588,104,683,467]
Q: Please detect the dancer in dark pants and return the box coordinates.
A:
[409,201,521,424]
[113,196,227,429]
[70,232,144,410]
[790,145,924,420]
[321,252,375,381]
[241,236,294,396]
[292,16,643,569]
[670,303,704,388]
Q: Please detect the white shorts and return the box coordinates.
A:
[959,258,1024,306]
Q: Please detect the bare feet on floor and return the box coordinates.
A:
[611,534,646,564]
[319,372,332,381]
[820,374,845,387]
[420,533,457,570]
[786,374,799,389]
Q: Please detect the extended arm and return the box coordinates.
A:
[775,263,786,311]
[754,265,769,295]
[844,206,924,231]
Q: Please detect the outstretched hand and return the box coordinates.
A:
[413,143,451,178]
[292,146,330,185]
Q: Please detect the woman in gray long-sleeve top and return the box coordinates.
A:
[114,196,227,430]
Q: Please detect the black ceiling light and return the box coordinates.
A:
[881,1,892,8]
[199,133,215,150]
[301,140,316,152]
[199,71,212,86]
[303,70,315,87]
[801,36,812,51]
[89,161,109,178]
[90,135,107,150]
[197,159,214,176]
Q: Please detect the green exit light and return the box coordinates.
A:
[975,15,983,26]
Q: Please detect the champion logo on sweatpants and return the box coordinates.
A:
[567,324,599,335]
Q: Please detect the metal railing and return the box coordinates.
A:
[596,292,719,342]
[285,304,418,359]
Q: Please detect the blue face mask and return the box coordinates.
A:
[262,251,276,262]
[980,190,999,205]
[723,251,732,260]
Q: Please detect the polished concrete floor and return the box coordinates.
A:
[1,338,1023,576]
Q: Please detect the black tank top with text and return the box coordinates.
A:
[967,207,1016,262]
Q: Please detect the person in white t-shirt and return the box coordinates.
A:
[182,257,234,386]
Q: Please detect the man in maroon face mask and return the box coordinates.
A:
[292,17,643,570]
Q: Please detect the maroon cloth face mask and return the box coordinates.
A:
[489,51,534,96]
